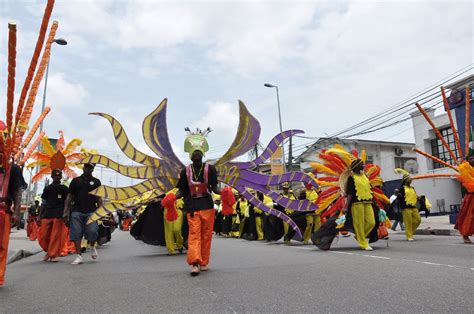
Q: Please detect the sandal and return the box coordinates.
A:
[190,265,200,277]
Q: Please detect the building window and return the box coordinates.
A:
[430,127,460,169]
[394,157,418,174]
[366,155,374,164]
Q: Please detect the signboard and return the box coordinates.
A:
[270,146,284,175]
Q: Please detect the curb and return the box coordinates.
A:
[415,228,459,236]
[7,249,42,265]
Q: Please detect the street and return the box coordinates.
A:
[1,231,473,313]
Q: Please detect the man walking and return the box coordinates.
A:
[64,163,102,265]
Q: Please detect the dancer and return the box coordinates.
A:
[165,128,220,276]
[394,169,421,241]
[303,174,320,244]
[310,146,389,250]
[38,169,68,262]
[163,189,184,255]
[455,154,474,243]
[281,183,296,243]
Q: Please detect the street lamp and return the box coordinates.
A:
[264,83,286,171]
[39,38,68,134]
[32,37,67,202]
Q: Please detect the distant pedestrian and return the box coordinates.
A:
[390,189,405,231]
[27,199,40,240]
[64,163,102,265]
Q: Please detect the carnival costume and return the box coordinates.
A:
[0,0,57,285]
[80,100,320,239]
[309,145,390,250]
[410,86,473,242]
[393,169,421,241]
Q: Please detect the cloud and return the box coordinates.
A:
[42,72,88,108]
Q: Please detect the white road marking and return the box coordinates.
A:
[282,242,473,271]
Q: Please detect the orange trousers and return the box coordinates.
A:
[122,217,132,231]
[186,209,215,266]
[60,227,75,256]
[38,218,66,258]
[27,217,39,241]
[0,213,11,286]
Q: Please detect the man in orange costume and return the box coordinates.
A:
[174,129,220,276]
[0,163,26,286]
[38,169,68,262]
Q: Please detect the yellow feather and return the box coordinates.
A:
[325,148,354,166]
[41,136,56,156]
[361,150,367,163]
[310,162,339,176]
[63,138,83,155]
[316,192,341,213]
[456,161,474,192]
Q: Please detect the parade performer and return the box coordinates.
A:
[163,189,184,255]
[252,192,267,241]
[303,173,320,244]
[27,199,40,241]
[281,182,296,242]
[0,0,57,286]
[27,132,83,255]
[411,87,473,243]
[456,154,474,243]
[310,145,389,250]
[38,169,68,262]
[165,129,220,275]
[394,169,421,241]
[80,99,319,274]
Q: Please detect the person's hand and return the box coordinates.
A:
[12,212,21,226]
[62,213,69,226]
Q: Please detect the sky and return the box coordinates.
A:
[0,0,472,188]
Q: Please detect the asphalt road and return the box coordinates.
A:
[1,231,473,313]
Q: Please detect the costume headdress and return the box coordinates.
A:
[184,127,211,159]
[27,131,83,182]
[394,168,411,184]
[310,145,389,219]
[80,99,320,238]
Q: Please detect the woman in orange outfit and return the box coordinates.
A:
[174,130,220,276]
[38,169,68,262]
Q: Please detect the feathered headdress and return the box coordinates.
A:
[311,145,389,219]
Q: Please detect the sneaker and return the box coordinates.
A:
[407,238,414,241]
[364,246,373,251]
[71,255,83,265]
[200,265,209,271]
[91,247,98,260]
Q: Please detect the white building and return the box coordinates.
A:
[295,138,417,182]
[409,75,473,213]
[410,107,462,213]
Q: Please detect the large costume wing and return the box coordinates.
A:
[142,99,184,169]
[215,101,261,166]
